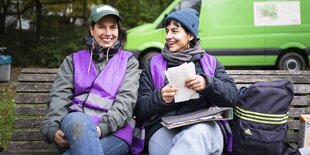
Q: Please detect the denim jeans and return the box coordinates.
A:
[148,122,223,155]
[57,112,129,155]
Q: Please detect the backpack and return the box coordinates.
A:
[232,80,294,155]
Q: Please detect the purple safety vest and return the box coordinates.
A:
[150,53,233,153]
[70,49,135,146]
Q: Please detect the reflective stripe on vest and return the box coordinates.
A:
[71,49,135,145]
[71,49,131,113]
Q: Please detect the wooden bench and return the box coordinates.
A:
[5,68,310,154]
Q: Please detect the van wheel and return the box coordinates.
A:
[278,52,305,71]
[140,51,160,68]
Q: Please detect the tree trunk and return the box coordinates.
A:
[34,0,42,39]
[17,0,22,30]
[83,0,87,26]
[0,15,5,34]
[0,0,10,34]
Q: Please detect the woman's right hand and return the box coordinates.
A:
[161,83,177,104]
[54,130,69,148]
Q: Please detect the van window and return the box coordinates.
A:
[157,0,201,28]
[173,0,201,13]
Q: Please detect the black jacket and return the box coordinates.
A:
[134,54,238,142]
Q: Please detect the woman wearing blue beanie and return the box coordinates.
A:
[134,8,238,155]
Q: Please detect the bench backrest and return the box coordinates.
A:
[7,69,310,154]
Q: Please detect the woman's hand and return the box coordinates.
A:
[54,130,69,148]
[185,75,207,91]
[161,83,177,104]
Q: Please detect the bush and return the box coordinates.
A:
[31,26,86,67]
[0,25,85,67]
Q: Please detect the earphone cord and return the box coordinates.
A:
[106,47,111,63]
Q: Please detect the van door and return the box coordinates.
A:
[263,0,309,70]
[201,0,266,66]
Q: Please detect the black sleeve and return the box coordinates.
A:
[200,61,238,107]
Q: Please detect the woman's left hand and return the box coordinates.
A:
[185,75,207,91]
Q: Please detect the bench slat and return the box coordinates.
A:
[12,116,302,130]
[286,132,299,142]
[0,152,58,155]
[236,84,310,94]
[294,84,310,94]
[232,75,310,84]
[18,74,57,82]
[15,93,49,104]
[291,96,310,106]
[15,106,47,116]
[16,83,52,93]
[227,70,310,75]
[14,118,43,128]
[7,141,57,153]
[14,93,310,106]
[12,130,43,141]
[11,126,299,143]
[289,108,310,118]
[288,120,299,130]
[21,68,58,74]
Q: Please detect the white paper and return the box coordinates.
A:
[164,62,199,103]
[299,146,310,155]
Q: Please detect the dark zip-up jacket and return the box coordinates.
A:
[134,55,238,142]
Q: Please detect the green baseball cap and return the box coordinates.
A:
[88,5,122,24]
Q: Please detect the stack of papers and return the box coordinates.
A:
[161,107,233,129]
[164,62,199,103]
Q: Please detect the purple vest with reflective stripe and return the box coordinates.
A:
[150,53,216,88]
[71,49,134,145]
[150,53,233,152]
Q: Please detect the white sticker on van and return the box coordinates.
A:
[254,1,300,26]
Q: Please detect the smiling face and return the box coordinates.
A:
[165,20,194,52]
[90,15,119,48]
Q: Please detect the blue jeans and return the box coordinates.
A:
[57,112,129,155]
[148,122,223,155]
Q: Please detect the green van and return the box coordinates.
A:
[125,0,310,70]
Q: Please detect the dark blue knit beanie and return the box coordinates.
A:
[165,8,199,38]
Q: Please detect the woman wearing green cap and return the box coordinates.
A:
[134,8,238,155]
[40,5,139,155]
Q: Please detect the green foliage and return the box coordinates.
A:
[0,85,15,150]
[113,0,174,28]
[31,25,86,67]
[0,30,36,67]
[1,25,85,67]
[0,0,174,67]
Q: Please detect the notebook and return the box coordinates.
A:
[161,107,233,129]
